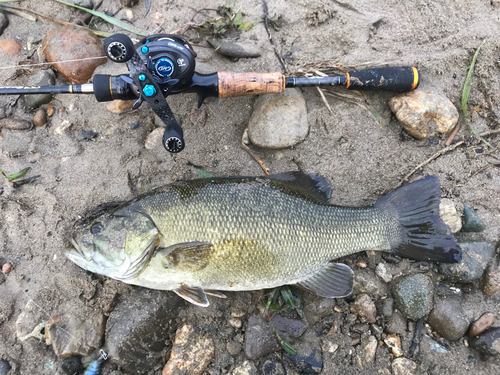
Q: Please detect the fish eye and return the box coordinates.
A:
[90,222,103,235]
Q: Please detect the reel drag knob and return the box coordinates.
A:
[103,34,135,63]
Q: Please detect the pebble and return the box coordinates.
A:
[33,109,47,127]
[0,39,21,55]
[353,268,388,297]
[384,334,403,357]
[106,99,135,114]
[232,360,258,375]
[208,38,261,58]
[42,26,106,84]
[2,262,12,274]
[375,263,392,283]
[60,356,84,375]
[439,198,462,233]
[0,13,8,36]
[105,289,183,374]
[162,323,215,375]
[46,104,55,117]
[53,120,73,135]
[121,0,139,7]
[364,335,378,363]
[189,108,208,127]
[392,357,417,375]
[322,339,339,354]
[145,127,164,150]
[73,0,93,9]
[244,315,281,360]
[0,360,11,375]
[350,293,377,323]
[462,204,485,232]
[469,313,495,337]
[382,298,394,318]
[271,314,308,342]
[469,327,500,356]
[23,70,56,109]
[304,296,335,325]
[229,318,243,329]
[284,342,323,374]
[247,88,309,149]
[76,130,99,141]
[481,253,500,296]
[388,90,458,139]
[426,296,469,341]
[392,273,435,321]
[385,311,407,336]
[130,122,140,130]
[440,242,495,283]
[0,118,32,131]
[261,359,286,375]
[227,341,242,356]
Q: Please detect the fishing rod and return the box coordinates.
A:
[0,33,420,153]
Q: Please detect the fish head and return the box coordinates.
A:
[64,211,160,281]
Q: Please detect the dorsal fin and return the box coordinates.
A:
[267,171,332,204]
[299,262,354,298]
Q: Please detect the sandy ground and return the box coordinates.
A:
[0,0,500,374]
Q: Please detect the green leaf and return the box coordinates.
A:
[194,168,214,178]
[237,22,254,30]
[462,41,485,117]
[233,11,243,26]
[275,332,297,355]
[52,0,148,36]
[7,167,30,181]
[280,286,295,309]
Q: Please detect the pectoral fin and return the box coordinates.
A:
[298,263,353,298]
[174,286,210,307]
[156,241,214,271]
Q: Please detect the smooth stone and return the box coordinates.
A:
[440,242,495,283]
[23,70,56,109]
[244,315,281,360]
[350,294,377,324]
[162,323,214,375]
[364,335,378,363]
[232,360,258,375]
[60,356,84,375]
[385,311,407,336]
[384,335,403,357]
[375,263,392,283]
[439,198,462,233]
[392,273,434,321]
[389,90,458,139]
[0,118,31,131]
[271,314,307,342]
[247,88,309,149]
[382,298,394,318]
[462,205,485,232]
[33,109,47,127]
[304,296,335,325]
[76,130,99,141]
[0,13,9,36]
[261,359,286,375]
[426,296,469,341]
[481,253,500,296]
[0,360,11,375]
[392,357,417,375]
[105,289,183,374]
[226,341,242,356]
[106,100,135,114]
[353,268,388,297]
[144,127,164,150]
[469,313,495,337]
[469,327,500,356]
[42,26,106,84]
[0,39,21,55]
[284,342,323,374]
[208,38,261,58]
[73,0,93,9]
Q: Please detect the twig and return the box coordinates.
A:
[316,87,333,115]
[241,140,271,175]
[262,0,288,74]
[400,128,500,186]
[445,124,460,146]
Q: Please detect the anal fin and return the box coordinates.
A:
[174,286,210,307]
[298,263,353,298]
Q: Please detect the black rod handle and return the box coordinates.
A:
[346,67,419,92]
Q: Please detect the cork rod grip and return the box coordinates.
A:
[218,72,285,98]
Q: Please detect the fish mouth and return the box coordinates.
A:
[64,238,90,263]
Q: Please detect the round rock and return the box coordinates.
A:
[469,313,495,337]
[392,357,417,375]
[0,39,21,55]
[247,88,309,149]
[60,356,83,375]
[42,26,106,84]
[350,293,377,324]
[426,296,469,341]
[440,242,495,283]
[0,360,11,375]
[23,70,56,109]
[388,90,458,139]
[33,109,47,127]
[304,296,335,325]
[462,204,486,232]
[208,38,261,58]
[392,273,434,321]
[244,315,281,360]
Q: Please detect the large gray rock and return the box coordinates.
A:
[247,88,309,149]
[392,273,434,321]
[104,289,183,374]
[271,314,307,343]
[426,296,469,341]
[304,296,335,325]
[23,70,55,108]
[245,315,281,360]
[470,328,500,356]
[441,242,495,283]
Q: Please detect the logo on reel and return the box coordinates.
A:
[155,58,175,77]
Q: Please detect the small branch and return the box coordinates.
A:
[241,140,271,175]
[445,124,460,146]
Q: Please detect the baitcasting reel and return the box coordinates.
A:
[0,33,421,153]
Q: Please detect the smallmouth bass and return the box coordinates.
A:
[65,172,461,306]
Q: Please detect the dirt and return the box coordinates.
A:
[0,0,499,374]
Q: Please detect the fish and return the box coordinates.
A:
[65,172,461,307]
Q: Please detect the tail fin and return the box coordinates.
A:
[376,176,462,263]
